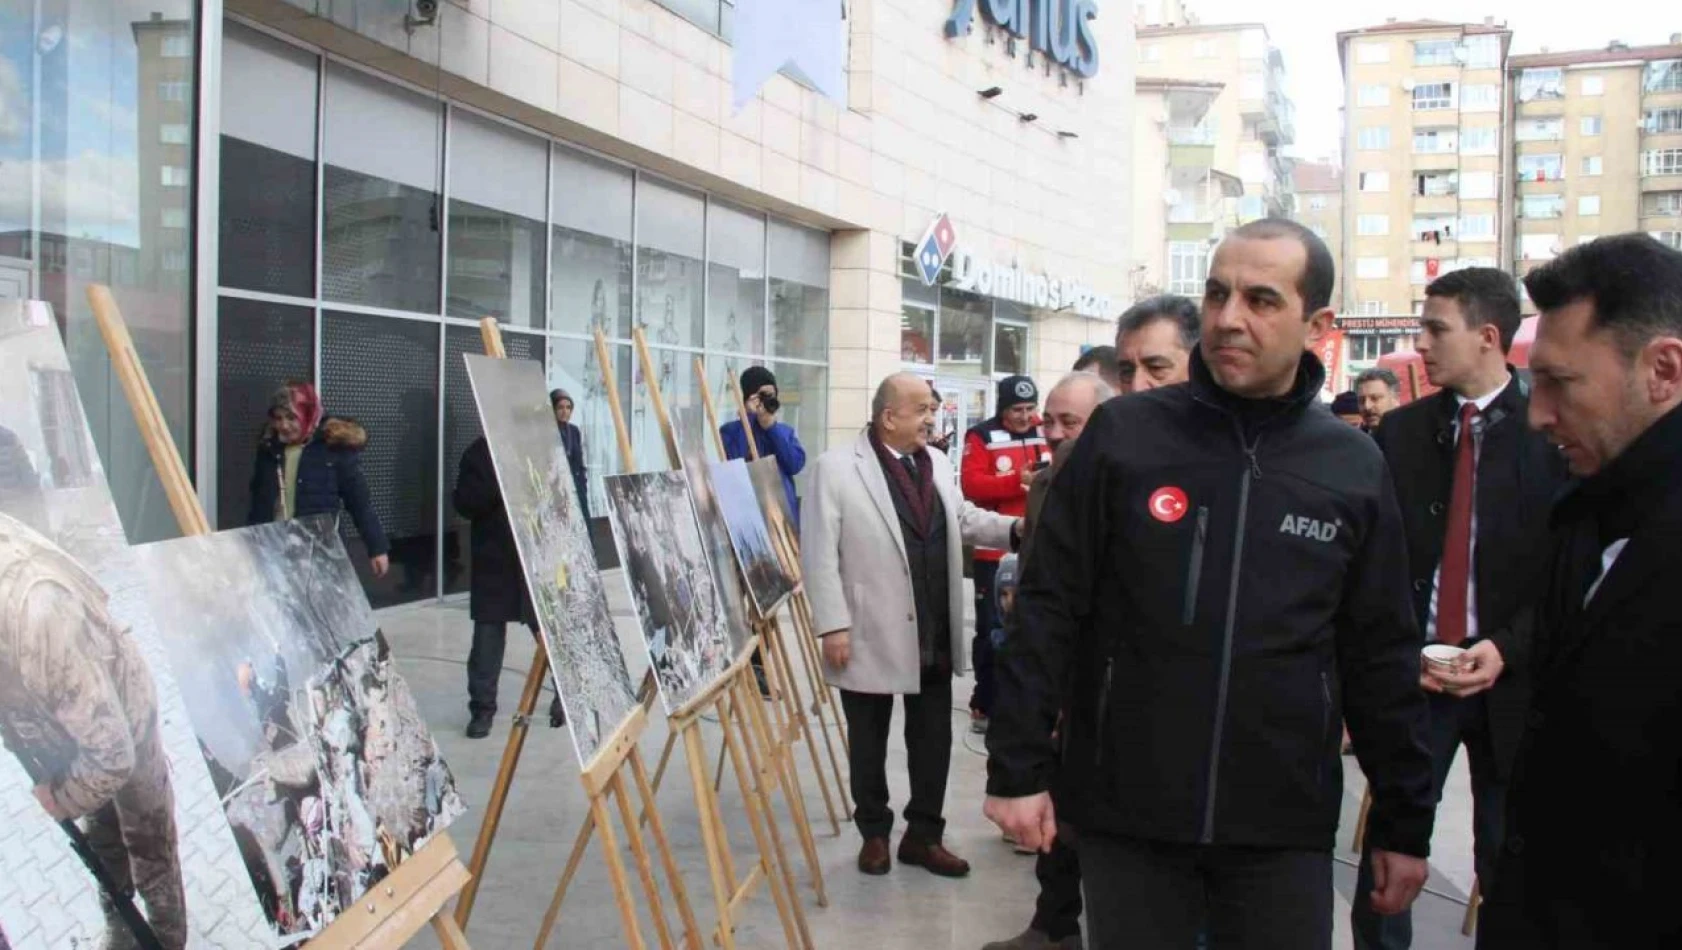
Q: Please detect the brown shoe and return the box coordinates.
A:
[897,836,971,878]
[857,836,891,875]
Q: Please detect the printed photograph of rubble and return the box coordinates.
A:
[604,471,735,715]
[463,354,640,767]
[0,302,270,950]
[710,459,798,618]
[680,446,754,658]
[131,517,465,941]
[748,457,805,584]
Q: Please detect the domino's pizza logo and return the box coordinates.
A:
[914,213,958,287]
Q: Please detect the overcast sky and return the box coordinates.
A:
[1183,0,1666,161]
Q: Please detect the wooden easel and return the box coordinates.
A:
[87,284,472,950]
[468,318,701,950]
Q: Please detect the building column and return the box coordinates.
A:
[827,229,903,450]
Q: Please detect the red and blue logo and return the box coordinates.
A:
[913,213,958,287]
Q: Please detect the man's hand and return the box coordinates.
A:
[747,394,776,430]
[1368,849,1429,915]
[370,554,390,579]
[33,784,66,820]
[1435,640,1504,698]
[822,631,851,671]
[1019,466,1036,488]
[984,793,1057,853]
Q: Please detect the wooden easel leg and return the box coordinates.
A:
[593,794,649,950]
[682,720,740,950]
[1353,787,1373,854]
[532,809,596,950]
[431,910,472,950]
[789,599,851,809]
[457,651,550,929]
[719,685,808,950]
[766,619,841,836]
[741,661,828,909]
[1462,878,1481,936]
[642,727,681,826]
[632,747,702,950]
[611,773,676,950]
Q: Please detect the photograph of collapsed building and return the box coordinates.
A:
[604,471,736,714]
[679,446,754,659]
[131,517,465,940]
[0,303,270,950]
[464,354,640,766]
[748,457,804,585]
[710,459,797,618]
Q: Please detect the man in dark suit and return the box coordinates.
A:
[1352,267,1569,947]
[1479,234,1682,947]
[551,389,591,521]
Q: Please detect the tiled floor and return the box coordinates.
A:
[383,578,1479,949]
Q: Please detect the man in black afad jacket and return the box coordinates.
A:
[1353,269,1569,948]
[986,219,1435,949]
[1478,234,1682,948]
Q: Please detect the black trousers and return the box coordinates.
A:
[1353,689,1505,949]
[839,667,953,844]
[1032,832,1084,940]
[1079,832,1331,950]
[970,558,1000,716]
[467,621,509,715]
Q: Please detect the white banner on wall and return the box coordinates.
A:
[732,0,848,112]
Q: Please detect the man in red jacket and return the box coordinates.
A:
[961,374,1048,732]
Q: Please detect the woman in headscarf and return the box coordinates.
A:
[248,382,389,578]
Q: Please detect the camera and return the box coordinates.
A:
[406,0,439,30]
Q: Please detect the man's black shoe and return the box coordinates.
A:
[466,712,493,739]
[550,696,567,728]
[753,664,773,699]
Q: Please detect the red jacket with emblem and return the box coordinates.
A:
[960,418,1048,562]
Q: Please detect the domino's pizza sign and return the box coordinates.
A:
[911,213,1117,320]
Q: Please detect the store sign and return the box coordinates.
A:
[1312,329,1345,398]
[1335,316,1421,337]
[912,213,1116,320]
[945,0,1101,79]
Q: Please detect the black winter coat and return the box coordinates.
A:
[248,418,389,556]
[1480,404,1682,948]
[452,438,535,626]
[1371,375,1568,780]
[989,349,1436,857]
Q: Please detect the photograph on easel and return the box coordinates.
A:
[462,354,639,766]
[603,471,735,713]
[677,444,754,657]
[129,517,466,941]
[710,459,798,618]
[748,456,802,579]
[0,303,272,950]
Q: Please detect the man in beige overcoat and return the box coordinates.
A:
[803,372,1018,879]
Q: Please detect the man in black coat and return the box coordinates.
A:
[1352,268,1569,948]
[1478,234,1682,947]
[986,219,1435,948]
[551,389,590,522]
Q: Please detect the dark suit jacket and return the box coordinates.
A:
[1372,375,1568,778]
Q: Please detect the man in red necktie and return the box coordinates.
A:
[1354,268,1569,948]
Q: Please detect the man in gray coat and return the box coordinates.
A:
[803,372,1018,879]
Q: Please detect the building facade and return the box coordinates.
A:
[1132,77,1238,297]
[1508,38,1682,311]
[0,0,1133,607]
[1336,18,1512,374]
[1291,160,1343,301]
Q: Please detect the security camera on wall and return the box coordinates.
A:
[406,0,439,31]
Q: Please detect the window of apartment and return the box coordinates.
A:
[1413,215,1455,240]
[1240,29,1267,58]
[1460,171,1496,199]
[1579,195,1602,216]
[1518,153,1564,182]
[159,123,190,145]
[1357,84,1390,107]
[1309,195,1329,210]
[1460,84,1499,112]
[1461,126,1498,155]
[1414,129,1458,154]
[1357,41,1391,64]
[161,208,188,229]
[1416,171,1459,197]
[1194,39,1217,58]
[1409,260,1430,285]
[1516,117,1564,142]
[1646,108,1682,134]
[161,34,191,58]
[1358,300,1386,316]
[1646,60,1682,94]
[1646,149,1682,176]
[1644,191,1682,216]
[1358,126,1391,150]
[1652,231,1682,250]
[1464,34,1501,68]
[1357,214,1389,236]
[1412,82,1456,111]
[1168,241,1210,295]
[1141,43,1162,62]
[1414,40,1458,66]
[1460,213,1496,240]
[1356,257,1389,279]
[1240,74,1265,99]
[1521,233,1561,260]
[160,165,189,186]
[1581,75,1605,96]
[158,80,190,101]
[1521,194,1564,219]
[1518,67,1564,101]
[1359,171,1390,192]
[1583,155,1604,176]
[1581,116,1603,136]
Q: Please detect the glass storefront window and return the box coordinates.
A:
[994,323,1028,377]
[637,179,706,349]
[215,298,314,532]
[770,219,830,360]
[546,335,634,517]
[902,304,935,365]
[769,361,827,497]
[938,291,990,378]
[707,201,766,355]
[550,147,634,338]
[447,111,547,327]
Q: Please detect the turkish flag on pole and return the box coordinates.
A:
[1314,329,1346,397]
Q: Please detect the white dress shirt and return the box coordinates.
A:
[1426,376,1511,643]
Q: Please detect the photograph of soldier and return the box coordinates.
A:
[131,517,464,940]
[709,458,797,618]
[604,471,735,714]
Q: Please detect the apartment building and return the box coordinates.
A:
[1292,161,1344,308]
[1132,78,1243,296]
[1337,18,1513,346]
[1508,37,1682,311]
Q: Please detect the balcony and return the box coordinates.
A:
[1412,151,1461,171]
[1413,235,1458,258]
[1414,194,1459,215]
[1167,125,1216,168]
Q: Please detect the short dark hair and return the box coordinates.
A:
[1425,267,1523,352]
[1073,344,1117,374]
[1524,233,1682,359]
[1228,218,1336,314]
[1354,367,1400,394]
[1117,294,1201,350]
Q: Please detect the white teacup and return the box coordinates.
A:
[1422,643,1467,676]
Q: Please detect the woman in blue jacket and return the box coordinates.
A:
[248,382,390,578]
